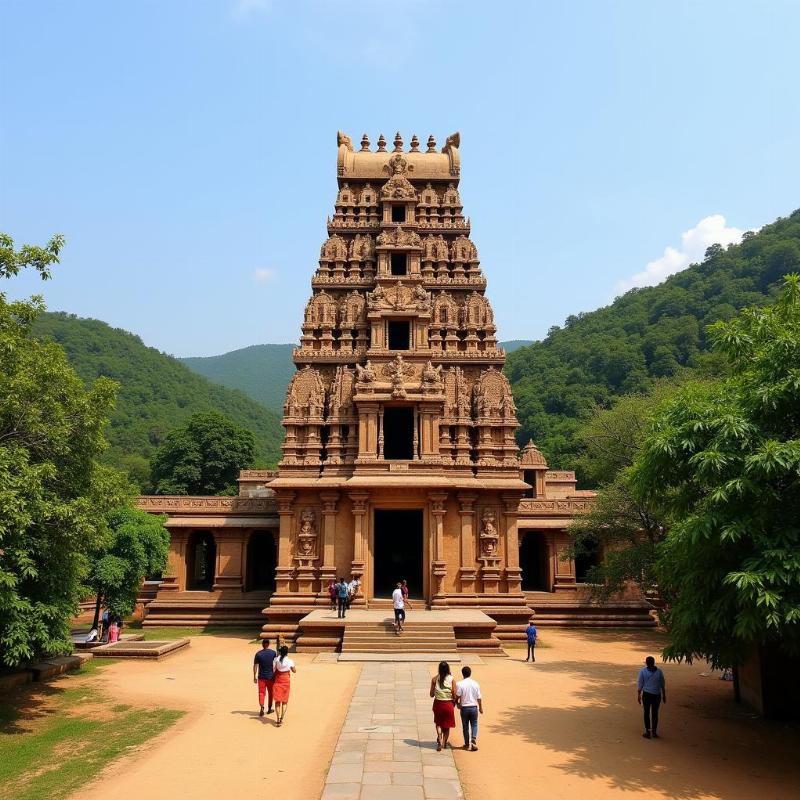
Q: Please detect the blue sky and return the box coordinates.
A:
[2,1,799,357]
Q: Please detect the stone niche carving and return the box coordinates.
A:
[421,360,443,392]
[422,234,449,261]
[380,153,417,199]
[473,366,515,420]
[384,354,415,398]
[339,290,366,328]
[284,366,325,418]
[377,227,422,249]
[432,291,459,326]
[355,360,376,385]
[444,366,471,418]
[305,290,338,327]
[461,291,493,328]
[367,281,430,312]
[296,508,318,561]
[419,183,439,207]
[479,507,499,558]
[320,234,348,262]
[349,234,375,261]
[329,366,355,414]
[450,235,478,263]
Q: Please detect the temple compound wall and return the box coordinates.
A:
[138,131,653,639]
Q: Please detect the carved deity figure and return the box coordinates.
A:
[384,355,413,398]
[421,361,443,388]
[337,131,354,151]
[367,284,387,310]
[298,508,317,556]
[355,360,376,383]
[413,284,431,311]
[479,508,498,556]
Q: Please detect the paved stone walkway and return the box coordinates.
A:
[322,663,464,800]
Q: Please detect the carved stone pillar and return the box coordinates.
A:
[457,492,478,595]
[349,491,369,603]
[213,532,246,592]
[478,506,501,593]
[318,492,339,592]
[294,507,320,595]
[274,491,296,594]
[160,529,188,592]
[429,492,448,606]
[553,529,577,592]
[501,492,523,595]
[356,402,379,462]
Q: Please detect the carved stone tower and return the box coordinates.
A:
[266,131,530,636]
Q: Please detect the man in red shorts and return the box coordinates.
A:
[253,637,277,716]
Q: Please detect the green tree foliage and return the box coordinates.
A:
[506,210,800,472]
[632,277,800,667]
[150,411,255,495]
[32,313,284,484]
[568,386,676,598]
[0,234,129,667]
[87,507,169,627]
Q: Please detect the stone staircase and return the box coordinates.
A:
[341,619,459,655]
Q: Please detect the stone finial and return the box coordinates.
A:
[426,135,437,153]
[377,134,387,152]
[393,132,403,152]
[360,133,370,151]
[519,439,548,468]
[410,134,420,152]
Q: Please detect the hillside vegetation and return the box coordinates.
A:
[506,209,800,470]
[181,343,296,412]
[32,313,284,482]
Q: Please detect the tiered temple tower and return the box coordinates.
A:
[265,131,532,637]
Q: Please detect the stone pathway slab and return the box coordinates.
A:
[324,663,464,800]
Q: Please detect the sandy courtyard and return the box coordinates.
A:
[67,629,800,800]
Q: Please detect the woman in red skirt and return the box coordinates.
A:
[273,646,296,727]
[430,660,456,751]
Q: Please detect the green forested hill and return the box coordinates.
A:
[32,313,285,483]
[180,343,296,413]
[505,209,800,470]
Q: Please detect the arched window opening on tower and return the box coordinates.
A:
[391,204,406,223]
[383,406,414,460]
[390,252,408,275]
[388,320,411,350]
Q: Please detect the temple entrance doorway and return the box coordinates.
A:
[187,530,216,590]
[246,531,276,592]
[383,407,414,460]
[520,531,550,591]
[373,509,423,599]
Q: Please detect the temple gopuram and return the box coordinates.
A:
[138,132,654,649]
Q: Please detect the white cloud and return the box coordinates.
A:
[231,0,270,21]
[616,214,749,294]
[252,267,277,283]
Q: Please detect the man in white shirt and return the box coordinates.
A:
[456,666,483,750]
[391,581,412,634]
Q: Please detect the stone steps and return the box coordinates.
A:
[341,621,459,654]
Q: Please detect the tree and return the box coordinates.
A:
[87,507,169,628]
[0,233,129,667]
[568,385,677,599]
[149,411,255,495]
[632,276,800,667]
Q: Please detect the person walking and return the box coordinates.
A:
[392,581,412,634]
[456,665,483,751]
[328,579,337,611]
[336,578,349,618]
[525,619,537,662]
[273,645,296,727]
[252,637,277,717]
[430,660,456,751]
[637,656,667,738]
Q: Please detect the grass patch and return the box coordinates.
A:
[125,622,259,642]
[0,664,184,800]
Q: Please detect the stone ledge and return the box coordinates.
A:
[29,655,84,681]
[91,638,190,659]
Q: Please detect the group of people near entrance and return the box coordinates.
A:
[328,576,361,618]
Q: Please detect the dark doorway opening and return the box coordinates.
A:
[374,509,423,599]
[246,531,277,592]
[520,532,549,591]
[575,537,601,583]
[522,470,538,498]
[391,204,406,223]
[388,320,410,349]
[384,406,414,460]
[391,252,408,275]
[187,530,216,590]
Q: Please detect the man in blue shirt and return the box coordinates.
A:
[253,638,277,717]
[525,619,537,662]
[336,577,349,618]
[637,656,667,738]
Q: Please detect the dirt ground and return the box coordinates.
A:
[453,628,800,800]
[64,629,800,800]
[69,636,359,800]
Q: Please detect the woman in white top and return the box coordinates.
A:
[429,660,456,751]
[272,645,296,726]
